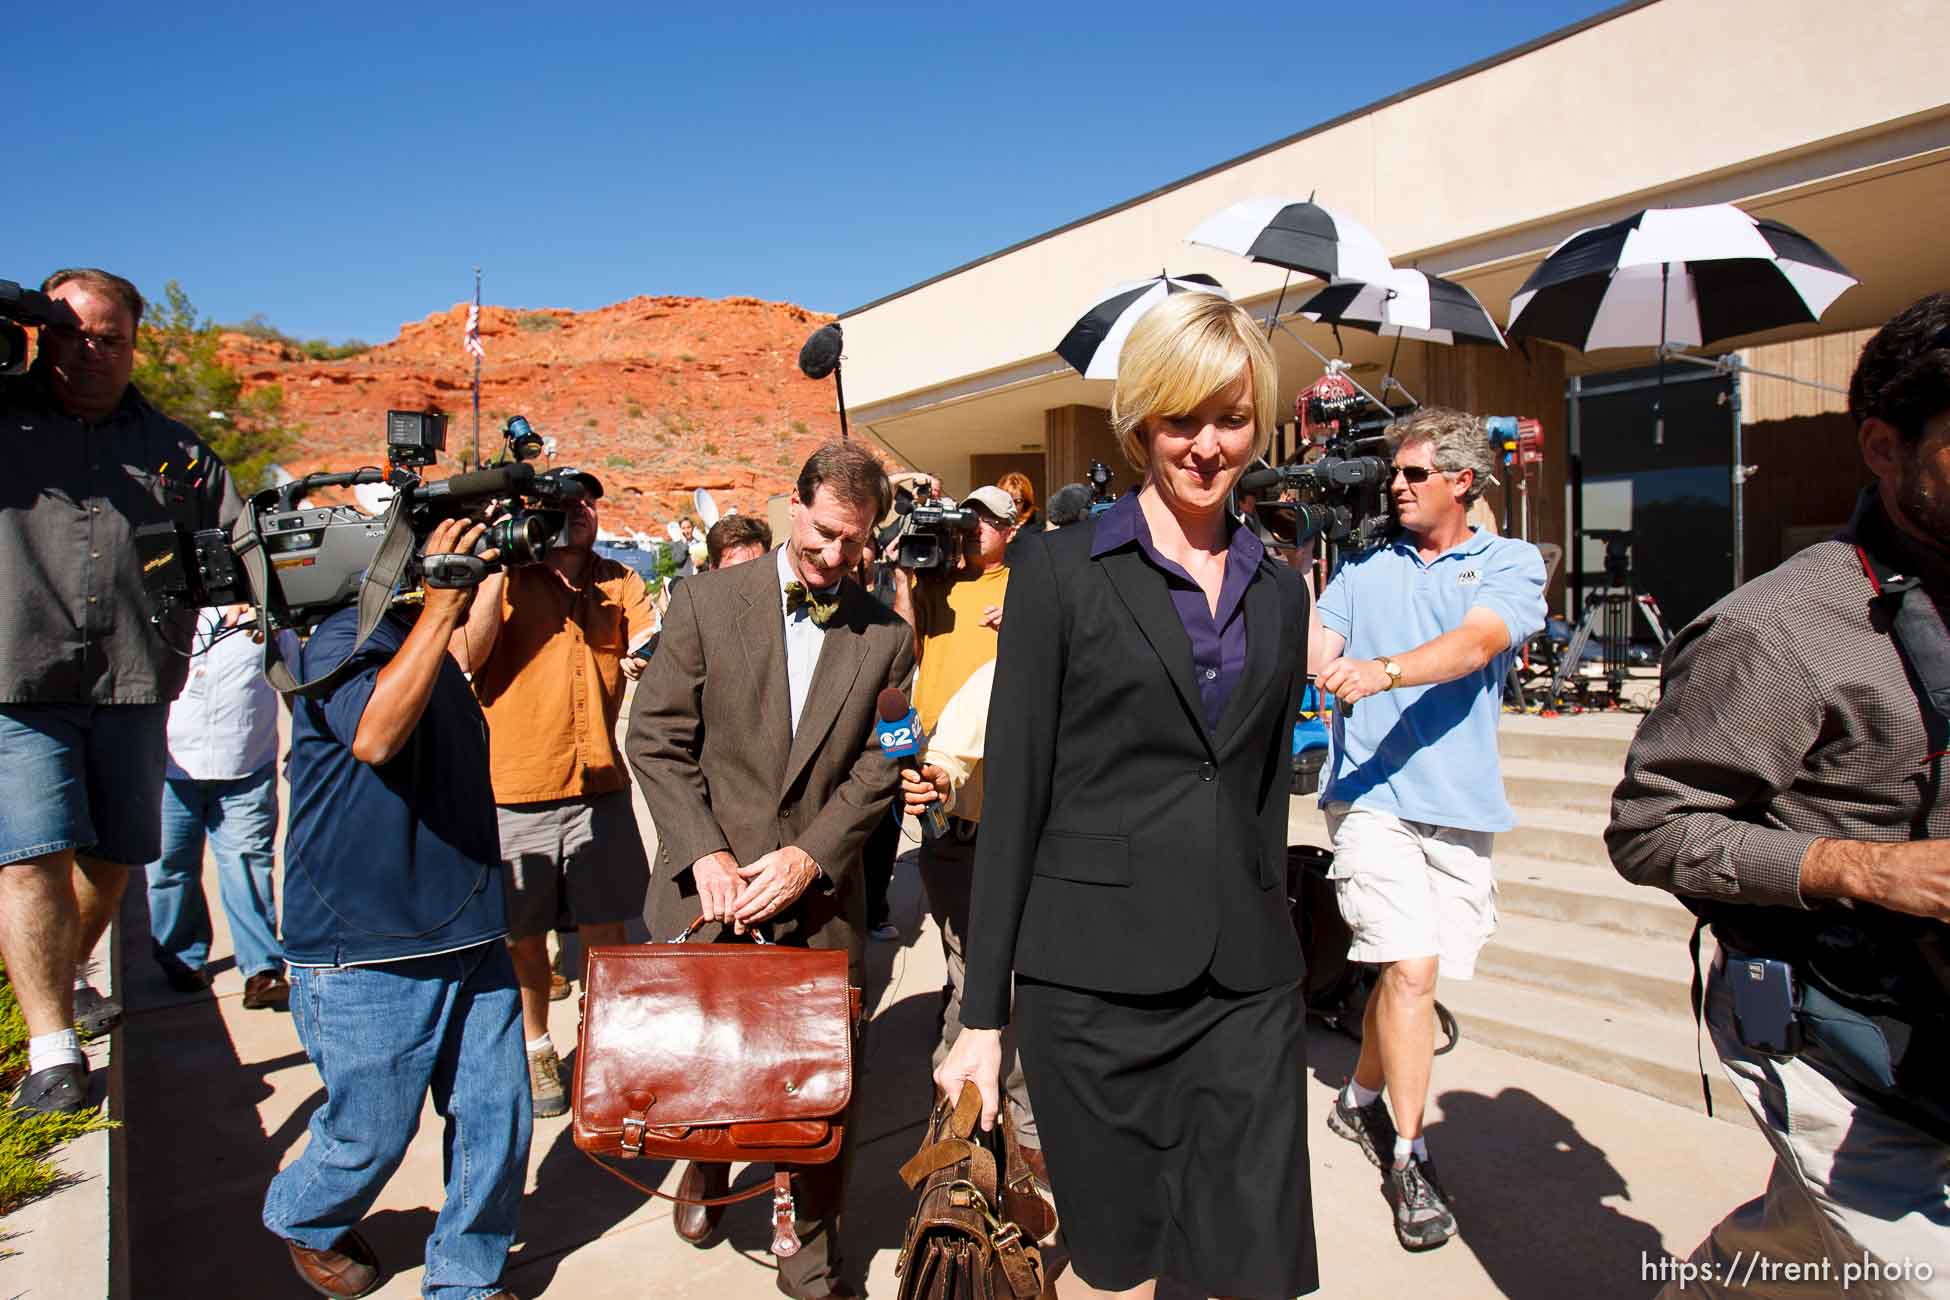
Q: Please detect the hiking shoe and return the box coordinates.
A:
[1327,1087,1396,1169]
[528,1045,567,1118]
[11,1062,88,1115]
[72,984,123,1037]
[1385,1155,1458,1251]
[154,951,211,994]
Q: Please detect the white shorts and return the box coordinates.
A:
[1322,802,1498,980]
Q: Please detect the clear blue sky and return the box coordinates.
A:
[15,1,1620,343]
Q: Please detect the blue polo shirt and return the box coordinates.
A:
[1317,528,1546,832]
[281,607,506,966]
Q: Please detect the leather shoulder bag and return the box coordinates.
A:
[893,1083,1053,1300]
[571,919,860,1256]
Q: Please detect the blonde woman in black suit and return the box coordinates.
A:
[936,291,1318,1298]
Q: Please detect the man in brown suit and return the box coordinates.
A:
[626,440,913,1300]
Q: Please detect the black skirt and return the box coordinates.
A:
[1015,973,1318,1297]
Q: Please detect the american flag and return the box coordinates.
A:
[463,304,485,360]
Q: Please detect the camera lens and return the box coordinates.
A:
[479,513,549,566]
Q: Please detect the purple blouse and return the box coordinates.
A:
[1091,491,1264,733]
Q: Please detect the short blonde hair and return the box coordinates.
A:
[1109,292,1279,473]
[1387,406,1498,507]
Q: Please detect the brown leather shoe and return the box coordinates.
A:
[283,1228,381,1298]
[672,1160,730,1245]
[242,969,291,1010]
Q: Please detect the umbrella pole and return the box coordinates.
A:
[1654,264,1668,447]
[1266,271,1291,335]
[1271,319,1393,415]
[1381,332,1420,409]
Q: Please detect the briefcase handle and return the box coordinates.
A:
[666,916,774,945]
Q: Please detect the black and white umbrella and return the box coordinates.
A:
[1055,272,1227,380]
[1185,197,1393,284]
[1299,268,1506,347]
[1506,203,1857,351]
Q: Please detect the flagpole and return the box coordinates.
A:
[471,267,483,470]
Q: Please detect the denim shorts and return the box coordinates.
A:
[0,703,169,866]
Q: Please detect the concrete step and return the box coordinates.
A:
[1497,854,1697,940]
[1477,911,1696,1018]
[1439,974,1746,1122]
[1496,713,1640,767]
[1499,755,1620,817]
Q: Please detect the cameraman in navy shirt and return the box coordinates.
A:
[263,517,531,1300]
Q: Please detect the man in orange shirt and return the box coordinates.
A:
[451,485,656,1117]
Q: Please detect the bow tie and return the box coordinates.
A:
[784,580,842,628]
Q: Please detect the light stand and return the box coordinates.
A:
[1266,314,1396,418]
[1657,348,1847,586]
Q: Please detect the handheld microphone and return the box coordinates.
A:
[875,686,948,840]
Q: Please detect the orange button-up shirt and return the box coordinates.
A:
[470,558,656,804]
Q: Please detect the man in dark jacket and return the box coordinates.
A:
[1608,292,1950,1299]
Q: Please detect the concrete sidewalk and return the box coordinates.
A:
[113,809,1773,1300]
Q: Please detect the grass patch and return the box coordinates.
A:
[700,441,720,457]
[0,967,116,1218]
[604,453,635,469]
[677,352,696,363]
[790,419,809,435]
[515,314,559,333]
[584,418,599,428]
[625,402,644,419]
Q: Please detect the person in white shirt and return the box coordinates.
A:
[143,607,296,1009]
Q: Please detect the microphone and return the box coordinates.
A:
[875,687,948,840]
[1237,465,1283,494]
[417,462,536,501]
[798,323,844,380]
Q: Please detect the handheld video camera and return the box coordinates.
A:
[1087,460,1118,516]
[1241,381,1396,552]
[0,279,69,376]
[890,482,978,574]
[136,411,601,633]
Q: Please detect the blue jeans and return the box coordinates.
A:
[145,765,284,977]
[263,943,531,1300]
[0,703,167,865]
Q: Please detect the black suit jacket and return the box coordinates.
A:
[962,515,1308,1027]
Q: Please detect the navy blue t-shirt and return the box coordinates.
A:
[281,606,506,965]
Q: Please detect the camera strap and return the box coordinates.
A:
[231,490,420,699]
[1854,543,1950,747]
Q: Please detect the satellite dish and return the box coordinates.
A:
[666,521,684,542]
[692,488,721,529]
[352,481,397,517]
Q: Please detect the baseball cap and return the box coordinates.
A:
[962,485,1018,523]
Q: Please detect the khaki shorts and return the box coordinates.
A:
[496,790,650,939]
[1322,801,1497,979]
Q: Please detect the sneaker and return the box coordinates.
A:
[869,923,900,943]
[1385,1154,1458,1251]
[72,984,123,1037]
[1326,1086,1396,1170]
[11,1062,88,1115]
[243,969,292,1010]
[527,1045,567,1118]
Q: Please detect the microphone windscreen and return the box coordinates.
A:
[1237,465,1283,494]
[876,686,910,724]
[799,323,844,380]
[436,462,536,498]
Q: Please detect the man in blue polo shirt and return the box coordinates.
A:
[262,516,529,1300]
[1306,406,1545,1252]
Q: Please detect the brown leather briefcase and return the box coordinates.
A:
[571,920,859,1256]
[893,1083,1053,1300]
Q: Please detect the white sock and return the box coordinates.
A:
[1343,1079,1382,1109]
[526,1033,554,1055]
[29,1029,85,1074]
[1392,1135,1430,1166]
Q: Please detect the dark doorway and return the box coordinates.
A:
[1568,364,1734,632]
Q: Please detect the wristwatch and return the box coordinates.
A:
[1377,657,1404,691]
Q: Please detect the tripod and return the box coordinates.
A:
[1547,531,1670,710]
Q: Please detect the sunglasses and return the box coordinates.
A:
[1391,464,1448,485]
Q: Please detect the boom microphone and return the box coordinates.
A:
[874,687,948,840]
[798,323,844,380]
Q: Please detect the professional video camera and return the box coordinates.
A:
[1239,373,1396,551]
[1,279,69,376]
[136,410,601,635]
[889,481,978,574]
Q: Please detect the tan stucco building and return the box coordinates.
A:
[838,0,1950,624]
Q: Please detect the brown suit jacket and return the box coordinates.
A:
[626,549,914,973]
